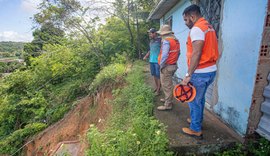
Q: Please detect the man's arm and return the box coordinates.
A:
[143,51,150,60]
[160,40,170,70]
[188,40,204,75]
[181,40,204,85]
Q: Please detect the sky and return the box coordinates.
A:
[0,0,42,42]
[0,0,109,43]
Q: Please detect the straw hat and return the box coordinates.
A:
[157,25,173,35]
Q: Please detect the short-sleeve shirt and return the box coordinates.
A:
[190,27,205,42]
[149,37,161,63]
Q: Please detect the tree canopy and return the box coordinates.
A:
[0,42,24,53]
[0,0,161,154]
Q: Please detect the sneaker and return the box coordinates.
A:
[182,127,203,139]
[157,105,172,111]
[154,91,160,96]
[160,98,165,102]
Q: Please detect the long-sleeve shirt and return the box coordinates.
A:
[159,40,170,69]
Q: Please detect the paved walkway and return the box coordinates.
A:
[144,67,242,155]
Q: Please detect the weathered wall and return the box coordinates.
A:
[213,0,268,135]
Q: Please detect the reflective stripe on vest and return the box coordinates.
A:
[186,17,219,69]
[158,38,180,65]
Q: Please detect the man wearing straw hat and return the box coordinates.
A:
[157,25,180,111]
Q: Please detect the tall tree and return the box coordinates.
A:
[31,0,110,66]
[111,0,160,58]
[34,0,99,46]
[23,22,65,65]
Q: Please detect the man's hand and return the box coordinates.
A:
[143,51,150,60]
[181,76,191,85]
[143,56,147,60]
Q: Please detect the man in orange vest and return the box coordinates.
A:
[181,4,219,138]
[157,25,180,111]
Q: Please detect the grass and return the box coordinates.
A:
[215,137,270,156]
[87,61,172,156]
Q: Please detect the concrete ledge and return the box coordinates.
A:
[145,69,241,155]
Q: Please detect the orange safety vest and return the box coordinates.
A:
[186,17,219,69]
[158,38,180,65]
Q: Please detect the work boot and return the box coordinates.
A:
[182,127,203,139]
[186,118,203,129]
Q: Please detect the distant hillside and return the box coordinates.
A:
[0,41,25,53]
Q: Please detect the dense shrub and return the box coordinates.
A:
[0,43,100,154]
[89,63,126,93]
[0,123,46,154]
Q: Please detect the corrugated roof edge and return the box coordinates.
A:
[147,0,181,21]
[147,0,166,21]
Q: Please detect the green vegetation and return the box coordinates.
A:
[0,41,24,54]
[89,54,127,93]
[216,138,270,156]
[0,123,46,153]
[0,61,24,73]
[0,42,100,154]
[0,42,25,73]
[1,0,269,155]
[87,61,172,156]
[23,22,66,65]
[0,0,161,155]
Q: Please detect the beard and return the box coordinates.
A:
[187,21,194,29]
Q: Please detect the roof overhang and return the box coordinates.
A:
[147,0,181,21]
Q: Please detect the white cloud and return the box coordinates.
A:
[0,31,33,42]
[21,0,42,13]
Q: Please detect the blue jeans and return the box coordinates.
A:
[188,71,216,132]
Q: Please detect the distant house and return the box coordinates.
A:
[148,0,270,140]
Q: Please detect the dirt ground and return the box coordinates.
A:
[24,87,113,156]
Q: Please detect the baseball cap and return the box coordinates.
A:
[147,28,157,33]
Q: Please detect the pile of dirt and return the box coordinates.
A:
[24,87,113,156]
